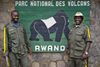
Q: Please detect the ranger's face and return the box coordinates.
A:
[74,16,83,25]
[11,12,19,23]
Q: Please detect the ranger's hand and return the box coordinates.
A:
[81,53,87,60]
[29,50,32,55]
[65,49,68,56]
[3,55,7,59]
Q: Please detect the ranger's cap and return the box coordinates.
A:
[73,12,84,20]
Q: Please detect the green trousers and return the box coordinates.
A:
[8,52,30,67]
[68,56,85,67]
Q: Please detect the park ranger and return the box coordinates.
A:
[65,12,92,67]
[2,10,32,67]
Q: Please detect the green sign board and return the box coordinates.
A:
[15,0,90,52]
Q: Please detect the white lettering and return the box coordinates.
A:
[54,45,59,51]
[34,45,65,52]
[56,1,65,6]
[48,45,52,51]
[77,1,80,6]
[41,45,47,51]
[15,1,28,6]
[87,1,90,6]
[35,45,40,51]
[68,1,90,6]
[30,1,54,6]
[15,1,18,6]
[60,45,65,51]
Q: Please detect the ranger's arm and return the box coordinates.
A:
[81,27,92,60]
[65,40,70,56]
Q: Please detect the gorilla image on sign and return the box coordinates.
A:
[30,10,69,42]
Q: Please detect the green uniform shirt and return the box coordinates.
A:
[68,23,92,58]
[2,22,31,55]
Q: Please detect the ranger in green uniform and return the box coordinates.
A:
[65,12,92,67]
[2,10,32,67]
